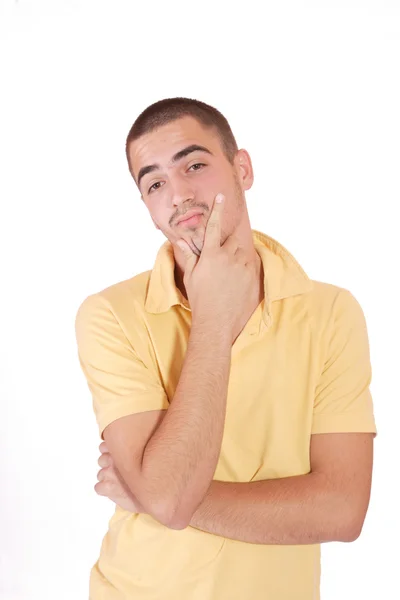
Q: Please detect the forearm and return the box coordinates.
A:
[141,323,231,527]
[189,473,354,544]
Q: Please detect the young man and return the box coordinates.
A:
[75,97,377,600]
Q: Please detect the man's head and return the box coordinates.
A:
[125,98,254,259]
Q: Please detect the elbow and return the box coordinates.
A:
[341,526,362,543]
[162,500,193,530]
[165,492,206,530]
[153,508,191,531]
[339,512,366,543]
[125,477,192,529]
[167,496,198,529]
[132,471,202,529]
[148,498,191,530]
[168,514,191,530]
[327,487,369,543]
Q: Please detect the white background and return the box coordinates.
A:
[1,1,398,598]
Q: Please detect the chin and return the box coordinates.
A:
[188,239,202,256]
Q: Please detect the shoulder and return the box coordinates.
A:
[76,270,151,323]
[74,270,154,355]
[294,281,369,356]
[305,279,365,321]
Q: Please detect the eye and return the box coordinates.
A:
[189,163,206,171]
[148,181,163,194]
[147,163,206,194]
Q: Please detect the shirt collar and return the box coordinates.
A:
[145,229,313,333]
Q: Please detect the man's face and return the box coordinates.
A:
[128,116,252,256]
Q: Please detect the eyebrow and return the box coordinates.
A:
[137,144,213,188]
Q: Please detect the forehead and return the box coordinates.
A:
[129,116,222,178]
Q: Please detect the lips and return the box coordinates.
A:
[176,209,203,224]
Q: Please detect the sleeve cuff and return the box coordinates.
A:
[311,412,377,437]
[96,395,170,440]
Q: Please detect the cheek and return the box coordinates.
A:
[202,170,228,193]
[147,204,165,229]
[150,214,160,229]
[207,171,238,204]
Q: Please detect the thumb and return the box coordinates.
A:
[176,239,197,276]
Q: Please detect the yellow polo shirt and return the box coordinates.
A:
[75,229,377,600]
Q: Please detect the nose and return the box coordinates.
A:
[170,174,195,207]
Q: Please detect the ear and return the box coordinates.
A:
[235,148,254,191]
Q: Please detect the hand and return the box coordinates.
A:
[177,193,260,345]
[95,442,146,514]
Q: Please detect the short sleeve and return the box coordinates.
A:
[75,294,170,439]
[312,289,377,436]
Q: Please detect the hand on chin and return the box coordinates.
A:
[188,226,206,256]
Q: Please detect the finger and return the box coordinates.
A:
[99,442,108,453]
[97,468,106,481]
[203,193,224,250]
[176,238,197,277]
[98,453,111,468]
[94,481,108,496]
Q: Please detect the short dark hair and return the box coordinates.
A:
[125,97,239,181]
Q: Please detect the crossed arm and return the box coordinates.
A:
[100,425,374,545]
[188,431,374,544]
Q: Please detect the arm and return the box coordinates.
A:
[189,432,374,544]
[104,323,231,528]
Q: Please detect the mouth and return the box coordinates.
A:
[176,210,204,226]
[177,213,203,227]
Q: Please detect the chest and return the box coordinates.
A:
[145,301,324,481]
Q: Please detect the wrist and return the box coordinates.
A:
[190,319,231,347]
